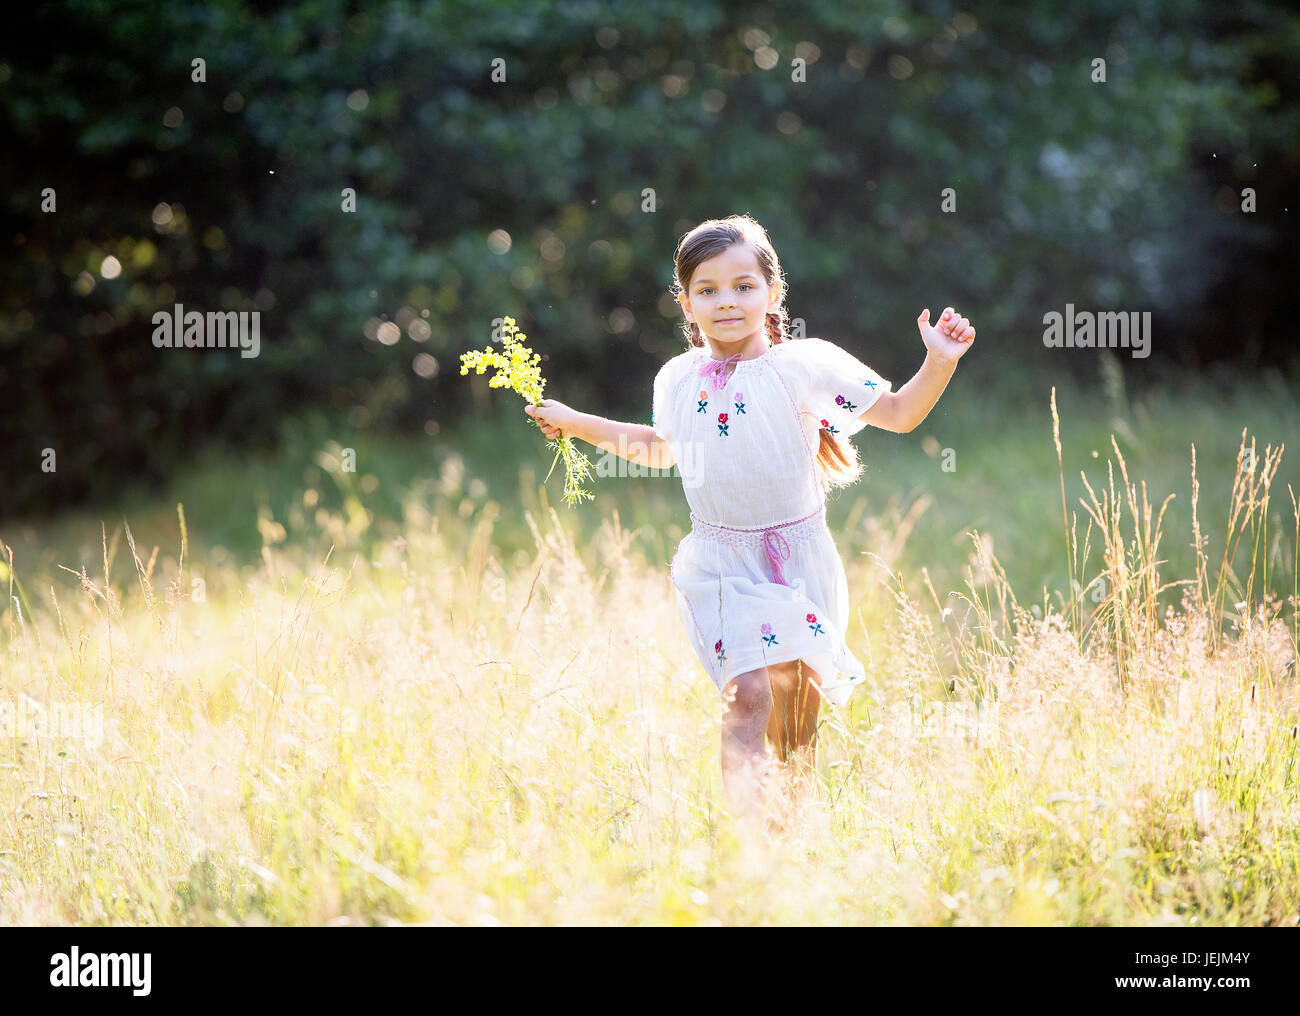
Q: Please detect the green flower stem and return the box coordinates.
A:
[544,434,594,507]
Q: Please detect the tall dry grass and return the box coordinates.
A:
[0,396,1297,925]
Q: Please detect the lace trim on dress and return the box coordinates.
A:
[687,505,826,550]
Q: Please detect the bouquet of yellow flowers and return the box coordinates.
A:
[459,317,595,507]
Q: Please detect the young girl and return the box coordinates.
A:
[524,214,975,819]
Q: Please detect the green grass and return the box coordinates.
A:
[1,364,1297,925]
[6,363,1297,613]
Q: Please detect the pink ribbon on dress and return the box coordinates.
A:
[697,352,743,391]
[762,529,791,586]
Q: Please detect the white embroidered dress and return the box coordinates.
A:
[651,337,892,708]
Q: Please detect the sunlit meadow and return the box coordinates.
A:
[2,389,1298,926]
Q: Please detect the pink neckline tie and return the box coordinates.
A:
[762,530,791,586]
[697,352,743,391]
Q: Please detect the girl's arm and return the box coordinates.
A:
[859,306,975,433]
[525,401,675,469]
[571,413,676,469]
[859,353,957,433]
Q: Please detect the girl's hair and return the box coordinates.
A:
[669,213,862,495]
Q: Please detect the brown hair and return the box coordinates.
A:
[669,213,863,495]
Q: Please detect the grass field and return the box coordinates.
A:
[2,365,1298,925]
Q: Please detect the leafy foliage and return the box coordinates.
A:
[2,0,1297,516]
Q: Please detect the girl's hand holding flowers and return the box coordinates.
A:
[524,399,580,441]
[916,306,976,364]
[459,317,595,507]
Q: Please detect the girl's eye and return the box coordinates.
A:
[700,285,752,295]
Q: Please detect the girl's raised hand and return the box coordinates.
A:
[524,398,579,440]
[916,307,976,364]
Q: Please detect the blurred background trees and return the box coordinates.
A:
[3,0,1297,518]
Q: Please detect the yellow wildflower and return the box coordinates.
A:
[458,317,594,507]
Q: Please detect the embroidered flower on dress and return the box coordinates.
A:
[714,638,726,661]
[835,394,858,411]
[697,390,709,413]
[717,412,729,436]
[760,622,778,647]
[807,612,826,636]
[820,418,840,435]
[734,392,746,414]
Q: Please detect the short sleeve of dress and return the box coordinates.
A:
[651,358,677,443]
[782,337,892,439]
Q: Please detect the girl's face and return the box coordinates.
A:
[678,243,782,350]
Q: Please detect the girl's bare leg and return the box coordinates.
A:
[767,659,822,788]
[720,667,775,822]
